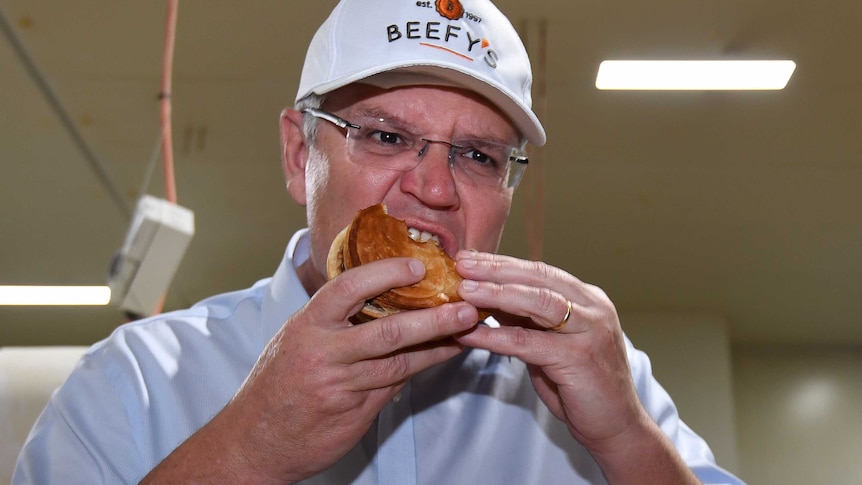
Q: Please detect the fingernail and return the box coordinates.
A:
[457,305,475,324]
[459,258,477,269]
[408,259,425,276]
[460,279,478,292]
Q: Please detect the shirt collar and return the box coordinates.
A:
[260,228,312,342]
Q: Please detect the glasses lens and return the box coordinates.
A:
[345,118,419,171]
[450,140,520,188]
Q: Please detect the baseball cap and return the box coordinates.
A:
[296,0,546,146]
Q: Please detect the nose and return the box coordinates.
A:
[399,139,460,209]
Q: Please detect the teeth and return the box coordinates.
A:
[407,227,441,245]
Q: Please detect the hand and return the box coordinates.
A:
[452,250,649,448]
[452,250,702,484]
[143,257,479,483]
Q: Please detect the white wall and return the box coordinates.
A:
[733,344,862,485]
[622,314,740,474]
[624,314,862,485]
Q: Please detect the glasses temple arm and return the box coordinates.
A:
[301,108,361,130]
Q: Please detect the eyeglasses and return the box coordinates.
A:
[302,108,529,190]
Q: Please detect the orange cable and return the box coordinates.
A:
[153,0,179,315]
[160,0,179,205]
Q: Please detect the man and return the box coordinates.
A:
[15,1,744,483]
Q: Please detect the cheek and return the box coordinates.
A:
[466,191,513,251]
[304,150,404,270]
[306,148,399,209]
[304,152,331,219]
[305,160,325,199]
[304,157,350,282]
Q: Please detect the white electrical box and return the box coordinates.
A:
[108,195,195,317]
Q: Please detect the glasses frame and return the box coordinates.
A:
[301,107,529,190]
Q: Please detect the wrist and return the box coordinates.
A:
[141,401,303,484]
[585,410,700,485]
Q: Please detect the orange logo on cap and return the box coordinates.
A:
[436,0,465,20]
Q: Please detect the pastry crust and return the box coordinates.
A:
[326,203,463,320]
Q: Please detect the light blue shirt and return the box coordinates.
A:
[14,230,744,484]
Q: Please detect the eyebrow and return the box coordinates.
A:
[349,108,433,140]
[351,106,390,119]
[351,107,415,128]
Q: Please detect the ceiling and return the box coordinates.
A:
[1,0,860,347]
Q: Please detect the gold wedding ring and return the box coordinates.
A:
[550,299,572,332]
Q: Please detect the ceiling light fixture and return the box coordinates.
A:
[596,60,796,90]
[0,286,111,306]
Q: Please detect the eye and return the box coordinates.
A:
[357,122,412,148]
[371,131,403,145]
[354,125,414,156]
[462,148,499,168]
[466,149,490,164]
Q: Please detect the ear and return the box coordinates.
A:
[280,108,308,206]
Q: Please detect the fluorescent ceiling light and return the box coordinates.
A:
[596,60,796,90]
[0,286,111,306]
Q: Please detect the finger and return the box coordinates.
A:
[312,257,426,324]
[456,251,572,288]
[341,302,479,363]
[456,250,607,311]
[454,324,558,367]
[550,299,573,332]
[348,338,466,391]
[458,279,582,332]
[456,251,577,300]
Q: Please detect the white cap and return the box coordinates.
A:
[296,0,546,146]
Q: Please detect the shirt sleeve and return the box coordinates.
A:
[13,347,150,484]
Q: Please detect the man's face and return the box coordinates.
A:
[289,83,521,287]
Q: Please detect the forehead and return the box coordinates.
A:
[325,83,521,142]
